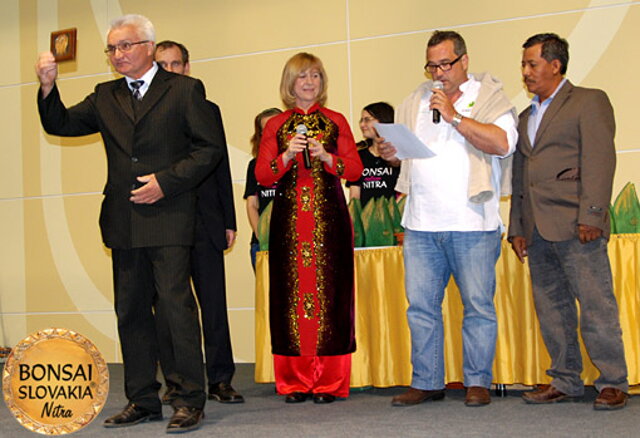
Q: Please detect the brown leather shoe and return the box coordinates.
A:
[594,387,628,410]
[465,386,490,407]
[522,385,578,404]
[391,387,445,406]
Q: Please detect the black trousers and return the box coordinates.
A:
[112,246,205,412]
[157,217,235,390]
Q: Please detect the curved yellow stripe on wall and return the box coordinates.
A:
[38,1,112,339]
[511,0,631,111]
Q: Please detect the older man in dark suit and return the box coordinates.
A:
[36,14,221,432]
[154,40,243,404]
[508,33,628,410]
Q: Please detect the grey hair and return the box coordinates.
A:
[108,14,156,42]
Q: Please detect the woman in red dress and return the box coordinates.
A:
[256,52,363,403]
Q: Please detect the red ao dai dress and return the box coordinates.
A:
[256,103,363,397]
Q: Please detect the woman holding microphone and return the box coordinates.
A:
[256,52,362,404]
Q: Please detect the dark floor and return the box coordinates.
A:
[1,363,637,437]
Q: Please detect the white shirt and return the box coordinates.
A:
[125,62,159,98]
[402,75,517,232]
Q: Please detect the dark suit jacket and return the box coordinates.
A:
[38,68,223,249]
[196,102,236,251]
[508,80,616,243]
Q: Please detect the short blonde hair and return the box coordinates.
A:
[279,52,328,109]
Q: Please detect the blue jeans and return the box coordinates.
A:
[528,228,628,395]
[403,228,501,390]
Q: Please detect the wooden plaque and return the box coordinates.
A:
[50,28,77,62]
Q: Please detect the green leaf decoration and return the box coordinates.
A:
[257,200,273,251]
[609,205,616,234]
[362,197,395,247]
[387,196,404,235]
[349,198,365,248]
[611,182,640,234]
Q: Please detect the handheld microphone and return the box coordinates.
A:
[432,80,444,124]
[295,124,312,169]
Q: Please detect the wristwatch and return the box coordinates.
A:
[451,112,463,128]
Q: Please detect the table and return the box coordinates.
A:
[255,235,640,388]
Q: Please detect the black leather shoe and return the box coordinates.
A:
[166,406,204,434]
[313,393,336,404]
[208,382,245,404]
[103,403,162,428]
[285,392,310,403]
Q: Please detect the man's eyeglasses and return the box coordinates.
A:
[104,40,150,55]
[424,54,464,74]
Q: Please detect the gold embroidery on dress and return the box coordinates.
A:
[270,159,279,175]
[288,277,300,347]
[275,109,343,352]
[303,293,315,319]
[335,158,345,176]
[276,119,302,351]
[301,241,312,268]
[300,186,311,212]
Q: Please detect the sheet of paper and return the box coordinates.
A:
[374,123,435,160]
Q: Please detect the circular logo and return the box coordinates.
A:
[2,328,109,435]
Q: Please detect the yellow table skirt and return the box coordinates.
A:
[255,235,640,388]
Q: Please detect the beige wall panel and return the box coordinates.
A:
[62,194,114,300]
[1,87,24,199]
[23,197,112,313]
[194,44,352,158]
[0,200,26,314]
[613,152,640,198]
[224,184,255,309]
[121,0,347,60]
[19,0,112,84]
[49,0,113,79]
[576,7,640,150]
[5,312,118,362]
[24,198,70,312]
[17,0,38,88]
[0,0,20,86]
[350,33,433,122]
[348,0,598,39]
[24,78,108,198]
[0,315,27,352]
[228,308,255,363]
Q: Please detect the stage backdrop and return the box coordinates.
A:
[1,0,639,363]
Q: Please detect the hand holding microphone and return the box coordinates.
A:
[431,80,444,124]
[295,124,312,169]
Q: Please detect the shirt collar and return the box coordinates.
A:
[457,74,474,94]
[293,102,321,115]
[125,62,159,92]
[531,77,567,109]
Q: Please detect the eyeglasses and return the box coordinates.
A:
[104,40,150,55]
[424,54,464,73]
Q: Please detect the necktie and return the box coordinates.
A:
[130,80,144,101]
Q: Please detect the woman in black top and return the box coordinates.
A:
[346,102,400,207]
[243,107,282,270]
